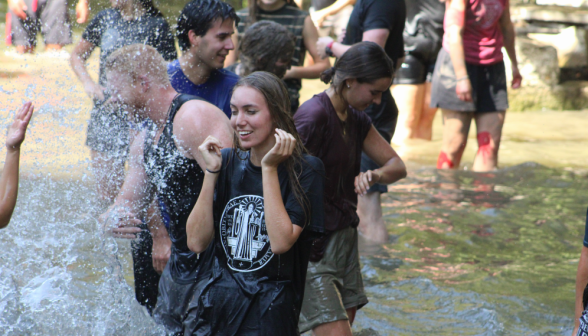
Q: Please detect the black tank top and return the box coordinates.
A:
[143,94,212,283]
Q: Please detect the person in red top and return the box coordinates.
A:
[430,0,521,171]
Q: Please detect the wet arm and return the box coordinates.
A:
[186,172,217,253]
[262,167,303,254]
[106,131,152,216]
[147,199,171,274]
[445,0,468,82]
[575,247,588,334]
[329,28,389,58]
[499,0,521,87]
[0,149,21,229]
[285,17,331,79]
[362,126,407,185]
[70,39,103,99]
[313,0,355,21]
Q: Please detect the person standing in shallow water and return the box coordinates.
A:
[316,0,406,243]
[184,72,324,335]
[430,0,521,171]
[0,102,34,229]
[97,44,233,333]
[169,0,240,118]
[227,0,331,114]
[70,0,177,203]
[70,0,176,315]
[294,42,407,336]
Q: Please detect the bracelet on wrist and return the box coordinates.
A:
[456,76,469,82]
[206,167,221,174]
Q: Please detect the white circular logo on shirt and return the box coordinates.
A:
[220,195,273,272]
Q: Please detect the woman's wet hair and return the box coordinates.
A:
[239,21,296,78]
[177,0,239,52]
[232,71,310,224]
[320,41,394,98]
[136,0,163,17]
[247,0,297,26]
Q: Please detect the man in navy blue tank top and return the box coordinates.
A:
[98,44,234,333]
[168,0,241,118]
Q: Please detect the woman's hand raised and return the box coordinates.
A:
[261,129,296,170]
[198,135,223,172]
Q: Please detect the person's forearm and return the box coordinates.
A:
[262,167,297,255]
[317,0,354,18]
[287,59,330,79]
[447,26,468,80]
[70,51,96,88]
[575,247,588,332]
[330,41,351,58]
[502,22,518,69]
[0,149,21,229]
[147,199,167,240]
[186,172,217,253]
[376,156,407,185]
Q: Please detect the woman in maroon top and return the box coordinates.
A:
[430,0,521,171]
[294,41,406,336]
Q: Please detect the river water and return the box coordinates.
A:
[0,24,584,336]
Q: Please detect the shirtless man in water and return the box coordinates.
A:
[98,44,233,333]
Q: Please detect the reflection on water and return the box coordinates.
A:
[356,163,584,335]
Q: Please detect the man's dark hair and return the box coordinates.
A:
[177,0,239,52]
[239,21,295,78]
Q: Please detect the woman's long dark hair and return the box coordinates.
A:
[320,41,394,103]
[232,71,310,224]
[247,0,297,27]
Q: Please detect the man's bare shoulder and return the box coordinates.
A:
[174,99,230,127]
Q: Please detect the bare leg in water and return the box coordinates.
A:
[357,191,388,243]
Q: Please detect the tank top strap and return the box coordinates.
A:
[163,93,207,138]
[167,94,206,124]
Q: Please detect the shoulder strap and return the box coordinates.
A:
[167,93,206,122]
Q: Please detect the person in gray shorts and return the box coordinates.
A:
[6,0,89,54]
[430,0,521,171]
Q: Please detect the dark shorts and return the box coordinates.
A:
[393,54,436,85]
[430,48,509,113]
[8,0,72,47]
[299,227,368,333]
[360,90,397,194]
[86,98,131,157]
[131,224,161,315]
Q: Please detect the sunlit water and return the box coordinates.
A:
[0,29,585,335]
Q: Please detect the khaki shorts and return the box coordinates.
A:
[299,226,368,333]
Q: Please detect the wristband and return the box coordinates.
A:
[325,46,334,57]
[327,40,334,49]
[456,76,469,82]
[206,168,221,174]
